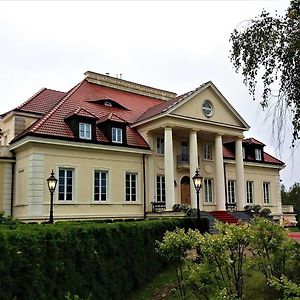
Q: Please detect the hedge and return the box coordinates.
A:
[0,218,207,300]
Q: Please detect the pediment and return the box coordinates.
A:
[170,83,249,129]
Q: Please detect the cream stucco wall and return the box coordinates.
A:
[225,162,282,214]
[0,112,39,146]
[13,142,145,221]
[0,161,13,214]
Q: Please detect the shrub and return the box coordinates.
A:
[0,218,196,300]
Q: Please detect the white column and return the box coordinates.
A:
[235,138,246,210]
[189,130,198,208]
[215,134,226,210]
[164,127,175,210]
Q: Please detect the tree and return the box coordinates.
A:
[157,219,300,299]
[282,182,300,221]
[230,0,300,145]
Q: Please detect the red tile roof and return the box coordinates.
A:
[17,88,66,115]
[97,113,127,124]
[244,137,266,146]
[66,107,98,120]
[136,83,208,123]
[223,139,284,165]
[12,80,164,149]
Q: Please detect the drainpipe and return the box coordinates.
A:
[142,154,147,219]
[10,151,16,217]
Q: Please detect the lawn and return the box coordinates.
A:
[126,265,280,300]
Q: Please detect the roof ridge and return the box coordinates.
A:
[31,80,85,133]
[135,81,209,123]
[74,106,98,118]
[16,88,47,110]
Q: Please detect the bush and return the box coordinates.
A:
[0,211,21,225]
[0,218,196,300]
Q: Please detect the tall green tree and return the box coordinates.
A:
[230,0,300,145]
[282,182,300,221]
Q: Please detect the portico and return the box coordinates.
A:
[144,127,247,214]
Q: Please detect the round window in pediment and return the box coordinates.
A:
[202,100,214,117]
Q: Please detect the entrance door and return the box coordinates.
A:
[180,176,191,205]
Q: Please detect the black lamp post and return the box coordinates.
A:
[47,170,58,224]
[192,168,203,226]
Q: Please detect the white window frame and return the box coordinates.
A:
[79,123,91,140]
[156,175,166,202]
[112,127,122,144]
[125,172,137,202]
[58,168,74,202]
[204,144,212,160]
[157,137,164,155]
[255,149,262,161]
[227,180,236,204]
[204,178,213,203]
[246,181,254,204]
[94,170,108,202]
[263,182,271,204]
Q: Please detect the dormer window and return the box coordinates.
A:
[255,148,262,161]
[79,123,91,140]
[112,127,122,143]
[104,101,112,107]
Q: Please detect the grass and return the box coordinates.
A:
[126,265,281,300]
[126,265,179,300]
[287,226,300,232]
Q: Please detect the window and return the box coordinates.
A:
[157,137,164,154]
[112,127,122,143]
[255,149,262,161]
[125,173,137,202]
[204,144,211,160]
[79,123,91,140]
[58,168,74,201]
[227,180,236,204]
[156,175,165,202]
[94,170,108,202]
[204,178,213,203]
[104,101,112,107]
[263,182,271,204]
[242,147,245,159]
[246,181,254,204]
[202,100,214,117]
[180,141,189,163]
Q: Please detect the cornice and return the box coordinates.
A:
[84,71,176,101]
[9,136,152,155]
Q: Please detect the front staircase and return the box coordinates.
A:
[210,211,239,224]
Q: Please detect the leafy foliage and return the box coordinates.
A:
[248,218,297,280]
[230,0,300,144]
[0,218,197,300]
[157,218,299,299]
[281,182,300,222]
[0,211,21,225]
[268,275,300,299]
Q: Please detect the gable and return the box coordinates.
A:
[170,85,249,129]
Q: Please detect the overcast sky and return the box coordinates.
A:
[0,0,298,188]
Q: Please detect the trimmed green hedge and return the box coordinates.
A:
[0,218,205,300]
